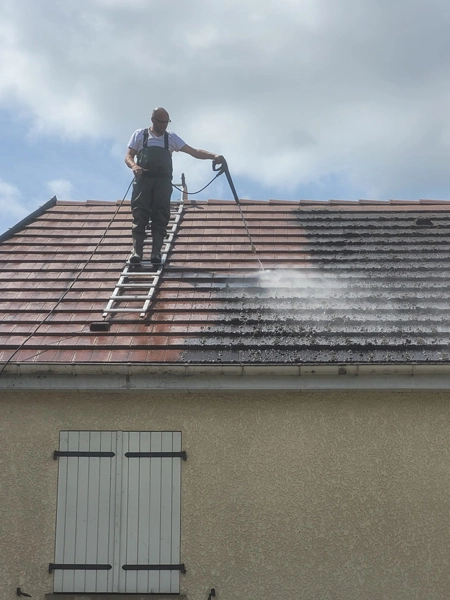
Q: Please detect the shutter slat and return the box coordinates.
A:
[74,431,90,593]
[85,432,100,592]
[119,432,130,593]
[112,432,123,593]
[137,432,151,593]
[160,432,174,593]
[64,432,79,592]
[149,432,162,593]
[54,431,69,593]
[170,432,182,593]
[98,431,115,593]
[124,432,139,593]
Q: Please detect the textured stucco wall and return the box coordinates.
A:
[1,389,450,600]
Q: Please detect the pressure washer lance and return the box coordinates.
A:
[213,159,266,272]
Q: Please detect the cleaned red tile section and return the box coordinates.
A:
[1,199,450,365]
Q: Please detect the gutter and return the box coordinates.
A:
[2,362,450,390]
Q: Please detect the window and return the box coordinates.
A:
[52,431,183,594]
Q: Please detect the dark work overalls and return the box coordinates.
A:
[130,129,173,262]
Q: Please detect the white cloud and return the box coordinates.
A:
[1,0,450,198]
[0,179,29,225]
[47,179,75,199]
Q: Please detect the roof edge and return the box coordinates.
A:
[0,196,57,243]
[1,362,450,390]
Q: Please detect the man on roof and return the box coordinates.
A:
[125,107,224,265]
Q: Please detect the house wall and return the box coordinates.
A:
[1,388,450,600]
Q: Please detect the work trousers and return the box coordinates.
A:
[130,175,172,242]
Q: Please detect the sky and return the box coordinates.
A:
[1,0,450,235]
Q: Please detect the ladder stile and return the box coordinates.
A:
[101,196,184,319]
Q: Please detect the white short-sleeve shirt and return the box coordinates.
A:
[127,128,186,155]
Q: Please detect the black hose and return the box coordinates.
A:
[172,172,222,195]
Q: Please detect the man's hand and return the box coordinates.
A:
[213,155,224,167]
[125,148,146,177]
[132,164,146,178]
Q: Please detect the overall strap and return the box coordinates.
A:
[143,128,149,149]
[164,131,169,150]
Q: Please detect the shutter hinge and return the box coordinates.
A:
[125,451,187,460]
[122,564,186,574]
[49,563,112,573]
[53,451,115,460]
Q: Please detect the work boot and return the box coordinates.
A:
[151,252,162,266]
[150,232,165,266]
[130,234,144,264]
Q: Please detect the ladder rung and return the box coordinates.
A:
[111,294,155,300]
[121,270,162,277]
[116,283,158,288]
[103,308,147,314]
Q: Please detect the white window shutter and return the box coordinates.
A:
[53,431,182,594]
[53,431,117,593]
[120,431,182,594]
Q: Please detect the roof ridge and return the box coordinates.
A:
[52,199,450,207]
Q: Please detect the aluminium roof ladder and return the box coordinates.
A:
[102,183,186,319]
